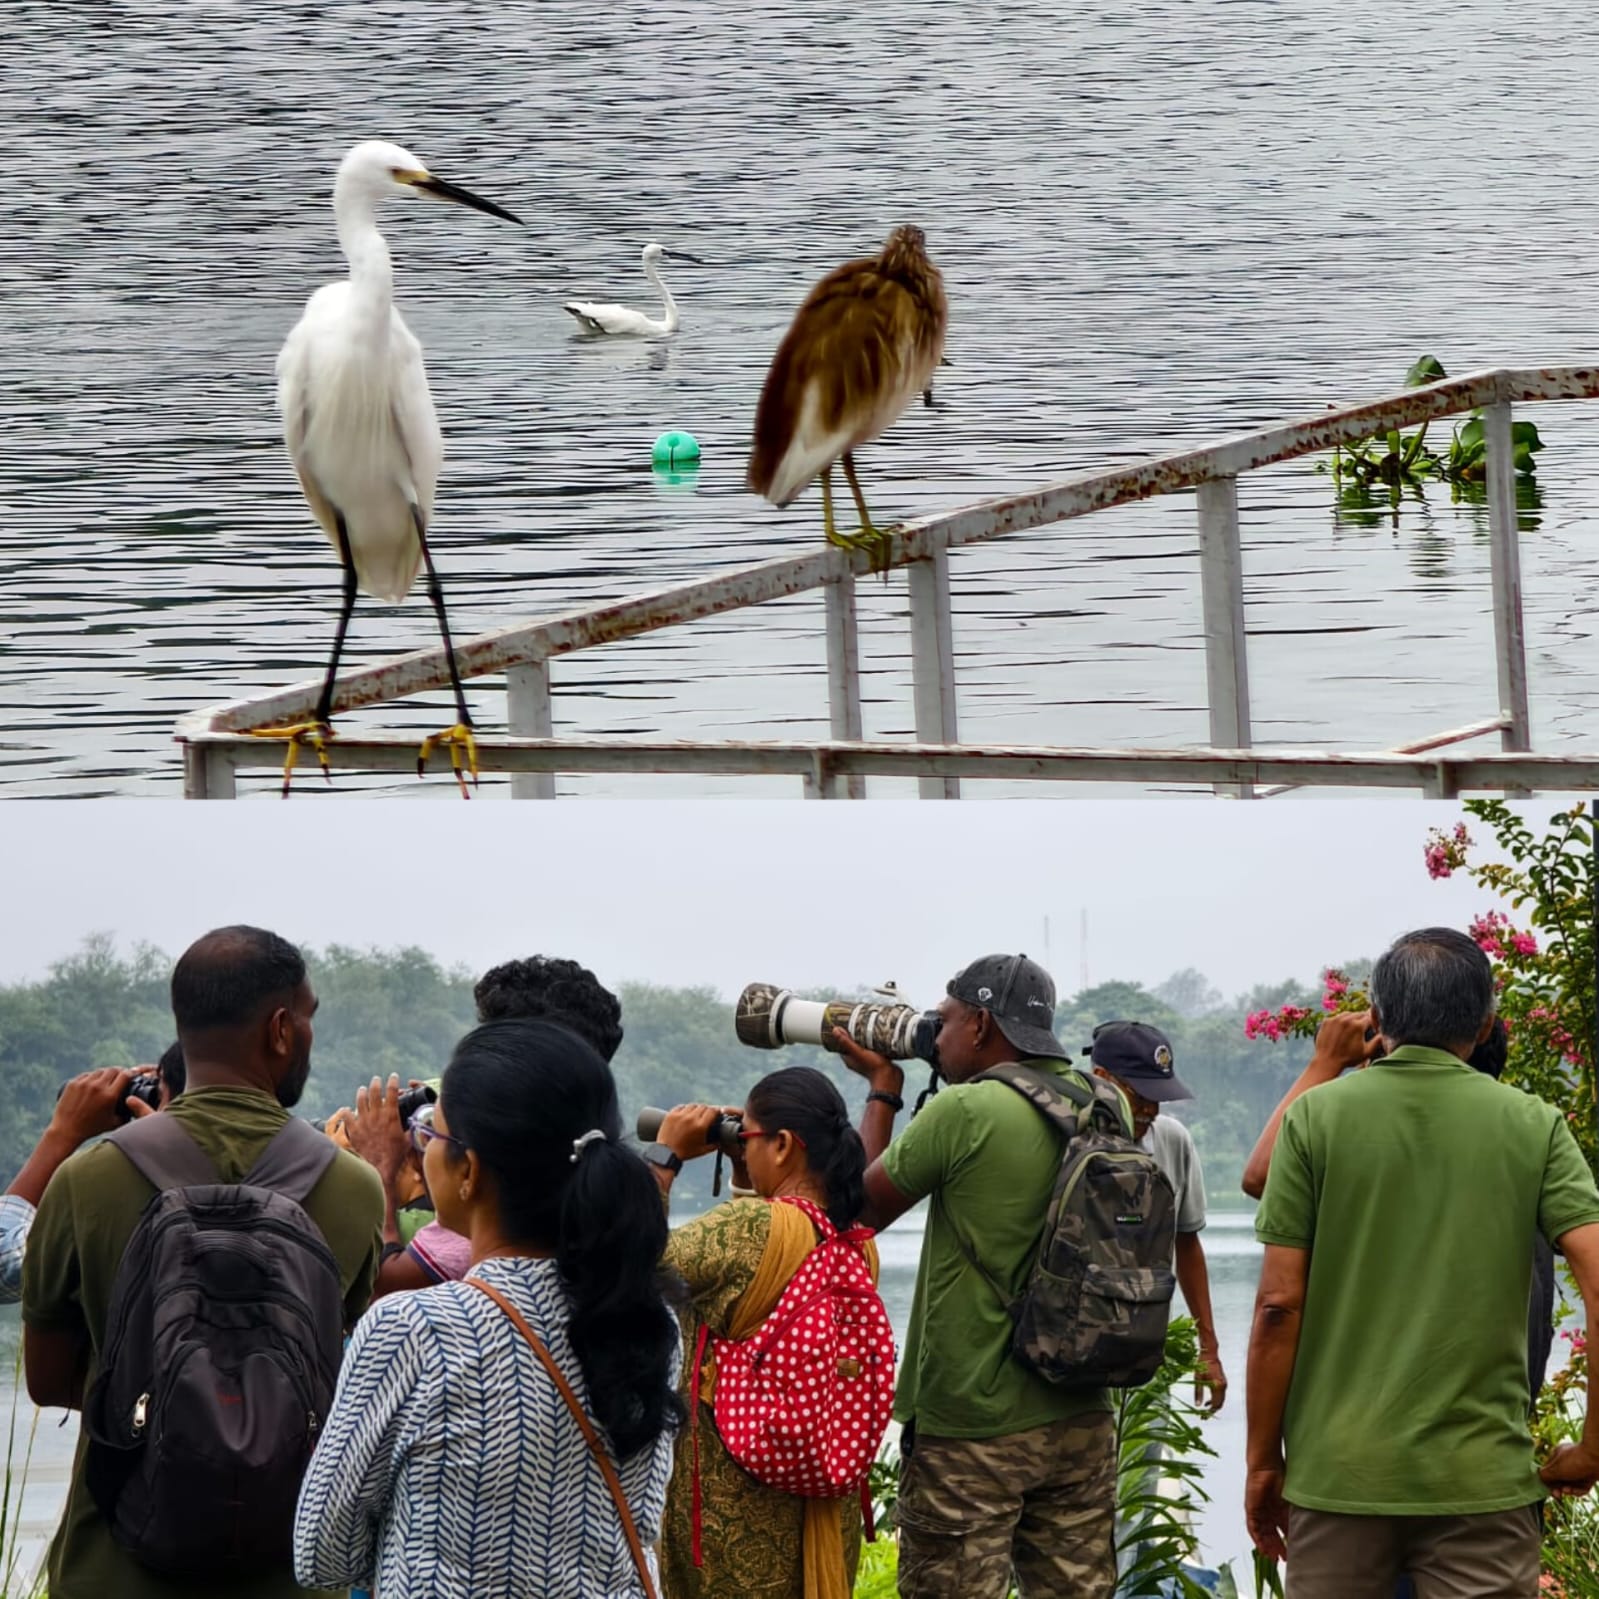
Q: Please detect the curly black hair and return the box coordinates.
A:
[472,956,623,1063]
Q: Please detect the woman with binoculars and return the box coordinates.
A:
[648,1067,887,1599]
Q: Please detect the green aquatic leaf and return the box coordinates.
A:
[1405,354,1448,387]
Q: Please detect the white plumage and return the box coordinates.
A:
[263,138,520,794]
[564,241,690,338]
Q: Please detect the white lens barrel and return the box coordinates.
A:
[772,996,831,1047]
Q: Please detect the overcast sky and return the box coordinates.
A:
[1,800,1565,1007]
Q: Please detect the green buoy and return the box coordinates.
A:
[652,430,701,469]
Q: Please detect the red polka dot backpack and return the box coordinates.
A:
[689,1195,896,1560]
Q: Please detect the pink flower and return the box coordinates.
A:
[1469,911,1509,958]
[1510,932,1538,957]
[1424,822,1473,880]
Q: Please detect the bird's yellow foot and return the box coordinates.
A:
[247,721,335,798]
[418,723,479,798]
[827,524,899,577]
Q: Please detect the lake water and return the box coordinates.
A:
[7,1,1599,796]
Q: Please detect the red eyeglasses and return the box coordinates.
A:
[736,1128,805,1146]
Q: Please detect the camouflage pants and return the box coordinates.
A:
[895,1412,1116,1599]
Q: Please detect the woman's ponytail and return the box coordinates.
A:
[439,1019,685,1461]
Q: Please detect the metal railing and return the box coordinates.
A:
[176,364,1599,799]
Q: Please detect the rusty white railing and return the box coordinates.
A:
[176,365,1599,799]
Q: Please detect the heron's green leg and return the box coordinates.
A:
[841,451,896,574]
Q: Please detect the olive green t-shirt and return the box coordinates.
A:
[22,1086,385,1599]
[880,1060,1126,1439]
[1256,1046,1599,1516]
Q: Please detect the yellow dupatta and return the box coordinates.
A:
[711,1199,881,1599]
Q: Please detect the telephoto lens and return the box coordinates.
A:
[735,982,940,1066]
[636,1105,744,1158]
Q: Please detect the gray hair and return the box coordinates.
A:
[1368,927,1495,1051]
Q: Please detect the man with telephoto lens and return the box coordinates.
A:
[833,952,1129,1599]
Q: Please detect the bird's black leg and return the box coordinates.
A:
[414,508,472,730]
[413,507,478,795]
[316,512,359,725]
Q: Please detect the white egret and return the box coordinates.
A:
[563,241,704,337]
[262,138,521,796]
[748,226,947,569]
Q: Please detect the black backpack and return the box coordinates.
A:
[951,1063,1177,1388]
[84,1114,345,1578]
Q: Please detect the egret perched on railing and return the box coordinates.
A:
[262,138,521,797]
[562,241,703,337]
[747,226,947,567]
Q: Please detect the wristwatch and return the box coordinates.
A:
[640,1143,683,1175]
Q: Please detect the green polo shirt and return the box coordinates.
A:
[22,1087,384,1599]
[1256,1045,1599,1516]
[881,1060,1127,1439]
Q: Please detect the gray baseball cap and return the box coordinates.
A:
[946,953,1067,1061]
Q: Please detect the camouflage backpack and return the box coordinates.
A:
[952,1063,1177,1388]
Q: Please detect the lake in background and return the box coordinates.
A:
[7,0,1599,795]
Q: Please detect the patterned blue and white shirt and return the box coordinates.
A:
[0,1194,34,1304]
[293,1255,677,1599]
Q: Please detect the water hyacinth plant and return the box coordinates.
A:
[1323,355,1545,497]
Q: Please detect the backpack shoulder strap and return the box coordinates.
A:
[942,1064,1127,1320]
[974,1062,1127,1135]
[105,1113,218,1192]
[243,1117,339,1206]
[772,1194,836,1242]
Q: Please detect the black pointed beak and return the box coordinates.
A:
[667,249,708,265]
[413,174,523,225]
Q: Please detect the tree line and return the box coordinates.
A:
[0,936,1355,1201]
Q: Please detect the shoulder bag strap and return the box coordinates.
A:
[467,1277,658,1599]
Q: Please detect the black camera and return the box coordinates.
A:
[636,1105,743,1158]
[55,1068,162,1122]
[398,1083,438,1124]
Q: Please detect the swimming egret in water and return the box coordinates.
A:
[263,138,521,796]
[563,241,704,337]
[748,226,946,568]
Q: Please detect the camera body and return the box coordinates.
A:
[397,1083,438,1124]
[636,1105,743,1159]
[55,1068,162,1123]
[735,981,940,1067]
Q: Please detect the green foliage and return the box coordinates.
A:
[851,1535,900,1599]
[1114,1316,1215,1598]
[0,1346,42,1599]
[1427,801,1596,1175]
[0,939,1335,1201]
[1317,354,1545,515]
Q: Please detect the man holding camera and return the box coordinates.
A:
[1246,927,1599,1594]
[21,926,383,1599]
[0,1064,171,1304]
[835,953,1127,1599]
